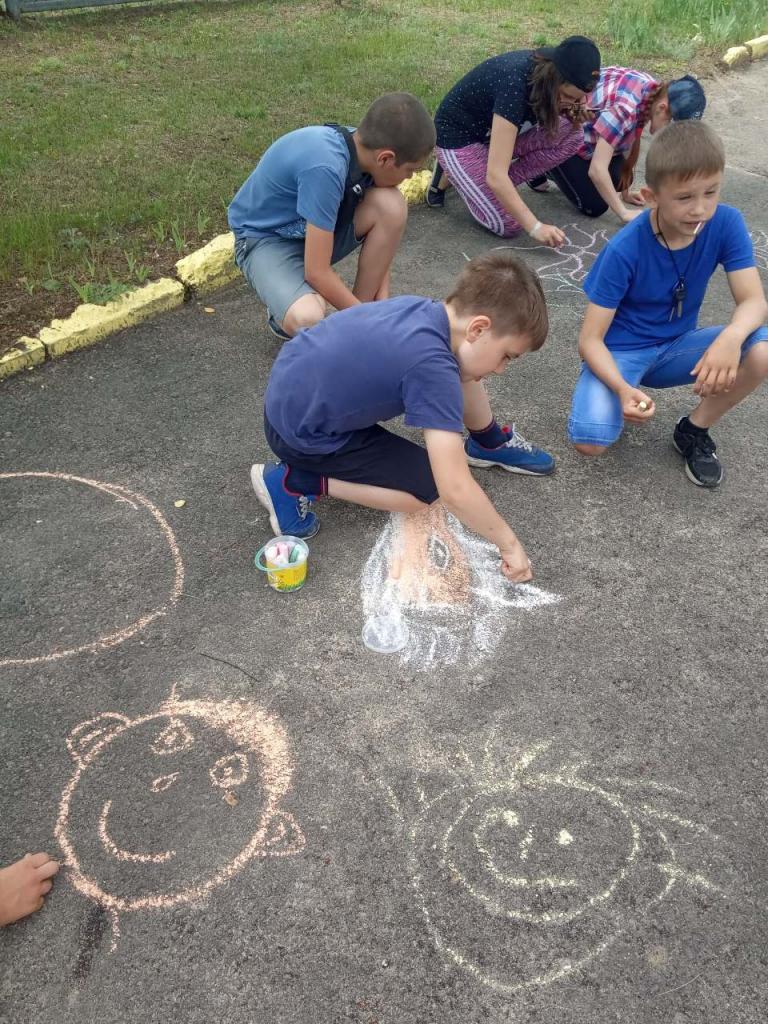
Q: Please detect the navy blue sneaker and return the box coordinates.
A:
[673,416,723,487]
[266,312,291,341]
[425,160,446,208]
[250,463,320,538]
[465,424,555,476]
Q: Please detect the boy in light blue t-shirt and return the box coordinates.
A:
[570,120,768,487]
[228,93,435,340]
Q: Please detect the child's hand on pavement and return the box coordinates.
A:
[499,541,533,583]
[621,207,644,224]
[691,334,741,396]
[621,387,655,423]
[621,189,645,207]
[530,222,566,248]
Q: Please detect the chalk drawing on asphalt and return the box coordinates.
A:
[55,687,305,952]
[751,230,768,272]
[492,224,612,296]
[385,736,732,995]
[361,504,560,669]
[0,472,184,667]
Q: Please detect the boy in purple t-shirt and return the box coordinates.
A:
[252,253,553,584]
[570,121,768,487]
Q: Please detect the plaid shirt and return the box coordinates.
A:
[579,67,658,159]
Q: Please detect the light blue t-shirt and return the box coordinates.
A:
[265,297,465,455]
[584,205,755,348]
[228,125,350,240]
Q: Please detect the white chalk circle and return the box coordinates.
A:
[0,472,184,667]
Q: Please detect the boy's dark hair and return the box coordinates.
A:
[645,120,725,190]
[357,92,436,165]
[446,253,548,350]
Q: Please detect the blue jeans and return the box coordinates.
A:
[568,325,768,446]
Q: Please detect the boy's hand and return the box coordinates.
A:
[530,222,566,248]
[499,539,533,583]
[620,386,655,423]
[691,334,741,396]
[621,189,645,207]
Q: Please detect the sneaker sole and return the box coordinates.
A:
[250,464,281,535]
[672,439,723,488]
[466,454,554,476]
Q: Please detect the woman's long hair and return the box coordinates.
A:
[618,82,667,191]
[529,54,590,136]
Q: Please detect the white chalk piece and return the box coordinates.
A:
[362,613,410,655]
[638,401,649,412]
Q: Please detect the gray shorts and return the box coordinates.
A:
[234,221,362,324]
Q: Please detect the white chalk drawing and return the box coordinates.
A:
[385,736,733,994]
[492,224,611,296]
[361,505,561,669]
[55,687,305,951]
[751,230,768,272]
[0,472,184,667]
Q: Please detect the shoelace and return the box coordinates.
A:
[297,495,314,519]
[502,425,534,453]
[688,431,716,458]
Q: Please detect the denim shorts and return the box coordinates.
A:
[234,221,362,324]
[568,324,768,446]
[264,415,438,504]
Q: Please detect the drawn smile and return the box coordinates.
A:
[98,799,176,864]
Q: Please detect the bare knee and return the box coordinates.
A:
[356,186,407,236]
[573,442,609,457]
[282,294,326,336]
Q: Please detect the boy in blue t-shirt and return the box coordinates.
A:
[251,253,554,584]
[570,120,768,486]
[228,93,435,340]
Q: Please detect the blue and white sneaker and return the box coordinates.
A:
[266,312,291,342]
[250,463,320,538]
[465,424,555,476]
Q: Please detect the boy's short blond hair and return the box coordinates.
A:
[645,121,725,191]
[446,253,548,350]
[357,92,436,166]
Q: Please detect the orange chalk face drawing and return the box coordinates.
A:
[56,692,305,950]
[386,735,734,995]
[361,505,560,668]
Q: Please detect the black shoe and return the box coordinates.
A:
[426,161,446,208]
[526,174,551,193]
[673,416,723,487]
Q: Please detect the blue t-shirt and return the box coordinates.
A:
[265,297,465,454]
[228,125,350,240]
[584,204,755,348]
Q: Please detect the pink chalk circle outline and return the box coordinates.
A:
[0,472,184,667]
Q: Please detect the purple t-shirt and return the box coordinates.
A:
[265,297,464,454]
[584,204,755,348]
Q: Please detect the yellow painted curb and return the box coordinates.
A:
[745,35,768,59]
[175,232,240,295]
[399,169,431,205]
[722,45,751,67]
[38,278,185,359]
[0,337,46,381]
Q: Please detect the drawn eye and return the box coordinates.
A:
[210,752,249,789]
[427,535,451,572]
[151,773,179,793]
[152,719,194,755]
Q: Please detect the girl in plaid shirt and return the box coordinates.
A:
[542,68,706,225]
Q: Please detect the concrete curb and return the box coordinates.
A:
[3,174,433,383]
[721,33,768,68]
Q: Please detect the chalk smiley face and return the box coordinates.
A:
[56,696,305,922]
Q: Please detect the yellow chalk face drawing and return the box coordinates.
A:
[361,506,561,668]
[386,736,733,994]
[56,692,305,950]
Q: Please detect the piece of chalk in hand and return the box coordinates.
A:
[638,400,649,411]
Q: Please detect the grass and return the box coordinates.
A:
[0,0,764,348]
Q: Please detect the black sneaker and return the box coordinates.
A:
[526,174,551,193]
[673,416,723,487]
[425,161,446,208]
